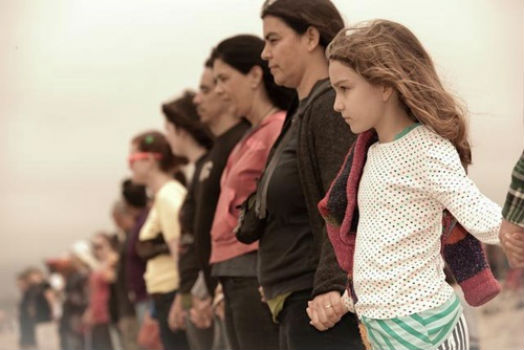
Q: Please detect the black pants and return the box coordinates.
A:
[152,291,189,350]
[278,289,364,350]
[91,324,113,350]
[221,277,279,350]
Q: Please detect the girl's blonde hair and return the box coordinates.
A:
[327,19,471,167]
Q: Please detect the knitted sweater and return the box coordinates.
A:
[318,129,501,311]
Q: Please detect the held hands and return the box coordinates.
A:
[168,293,187,331]
[499,219,524,268]
[306,291,349,331]
[190,296,213,329]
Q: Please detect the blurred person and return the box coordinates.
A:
[25,267,59,350]
[17,271,36,349]
[83,232,118,350]
[189,56,250,348]
[130,130,190,350]
[162,90,216,350]
[121,179,151,327]
[58,245,91,350]
[111,199,140,350]
[499,151,524,267]
[208,34,294,350]
[500,151,524,300]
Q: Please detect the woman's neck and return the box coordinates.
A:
[246,92,277,127]
[147,170,172,194]
[184,140,207,163]
[209,110,239,137]
[296,52,329,99]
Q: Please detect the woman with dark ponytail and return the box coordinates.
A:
[251,0,364,348]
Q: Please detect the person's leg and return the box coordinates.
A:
[91,323,114,350]
[279,289,364,350]
[152,292,190,350]
[436,314,470,350]
[222,277,279,350]
[134,300,149,328]
[184,315,215,350]
[118,316,139,350]
[221,278,240,350]
[212,315,231,350]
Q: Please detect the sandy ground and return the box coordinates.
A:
[0,291,522,350]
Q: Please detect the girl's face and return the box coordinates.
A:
[329,60,387,134]
[128,143,152,185]
[92,236,110,261]
[164,121,185,157]
[213,58,255,117]
[261,15,307,89]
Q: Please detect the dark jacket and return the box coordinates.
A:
[258,79,357,298]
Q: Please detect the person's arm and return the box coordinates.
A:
[425,138,501,244]
[500,151,524,267]
[306,93,357,331]
[308,93,357,297]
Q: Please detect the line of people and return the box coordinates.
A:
[16,1,524,350]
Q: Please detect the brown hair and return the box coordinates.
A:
[162,90,214,149]
[327,20,471,167]
[261,0,344,48]
[132,130,184,173]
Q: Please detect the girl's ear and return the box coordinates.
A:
[248,65,264,89]
[382,85,394,102]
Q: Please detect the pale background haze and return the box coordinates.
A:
[1,0,522,300]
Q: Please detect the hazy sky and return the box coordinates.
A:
[1,0,522,299]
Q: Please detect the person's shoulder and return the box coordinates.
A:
[414,125,455,152]
[157,181,186,204]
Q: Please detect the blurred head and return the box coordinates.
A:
[210,34,295,115]
[193,59,233,127]
[327,20,471,167]
[112,199,137,233]
[261,0,344,88]
[163,90,214,157]
[71,240,99,271]
[91,232,115,262]
[16,272,29,291]
[26,267,45,285]
[121,178,147,209]
[129,131,179,184]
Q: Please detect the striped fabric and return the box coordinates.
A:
[502,151,524,226]
[361,294,463,350]
[436,314,469,350]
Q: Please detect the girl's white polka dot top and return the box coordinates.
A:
[354,125,501,319]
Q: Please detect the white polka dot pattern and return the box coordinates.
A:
[353,125,501,319]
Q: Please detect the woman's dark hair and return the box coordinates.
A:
[261,0,344,48]
[121,179,147,208]
[162,90,214,150]
[132,130,185,173]
[210,34,295,110]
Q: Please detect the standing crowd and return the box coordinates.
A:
[15,1,524,350]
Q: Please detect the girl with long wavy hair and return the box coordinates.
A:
[321,19,507,350]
